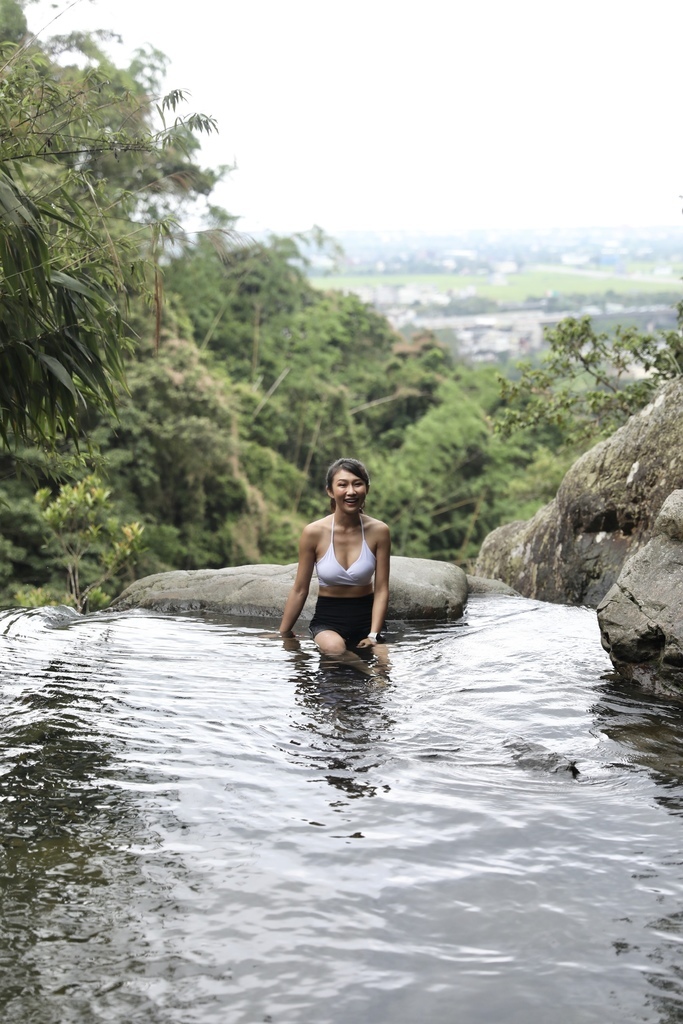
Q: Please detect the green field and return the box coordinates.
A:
[310,270,683,304]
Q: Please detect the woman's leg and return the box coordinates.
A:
[313,628,375,675]
[310,595,376,673]
[312,628,347,656]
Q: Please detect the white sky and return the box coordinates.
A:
[27,0,683,235]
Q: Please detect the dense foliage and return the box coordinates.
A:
[0,215,573,602]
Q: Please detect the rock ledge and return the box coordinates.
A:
[112,555,485,621]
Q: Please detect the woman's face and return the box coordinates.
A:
[327,468,368,511]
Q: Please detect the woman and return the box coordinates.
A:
[278,458,391,655]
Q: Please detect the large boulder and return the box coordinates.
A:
[111,555,469,621]
[597,489,683,691]
[475,379,683,606]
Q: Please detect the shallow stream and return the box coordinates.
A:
[1,595,683,1023]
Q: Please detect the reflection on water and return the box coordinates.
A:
[288,639,395,801]
[1,598,683,1023]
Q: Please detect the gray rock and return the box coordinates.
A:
[597,489,683,691]
[466,574,521,597]
[111,555,468,621]
[111,563,309,617]
[475,379,683,606]
[388,556,467,619]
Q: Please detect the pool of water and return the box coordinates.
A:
[1,595,683,1023]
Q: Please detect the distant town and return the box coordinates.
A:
[307,226,683,364]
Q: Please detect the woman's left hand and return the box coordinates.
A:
[356,636,378,648]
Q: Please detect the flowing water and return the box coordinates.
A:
[1,595,683,1024]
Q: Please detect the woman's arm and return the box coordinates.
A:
[278,525,318,636]
[359,521,391,646]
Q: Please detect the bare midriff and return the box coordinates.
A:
[318,583,374,599]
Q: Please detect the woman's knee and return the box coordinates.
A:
[315,630,347,656]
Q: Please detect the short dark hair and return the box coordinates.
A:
[325,458,370,505]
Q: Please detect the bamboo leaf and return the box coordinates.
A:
[37,355,78,396]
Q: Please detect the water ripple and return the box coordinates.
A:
[1,598,683,1023]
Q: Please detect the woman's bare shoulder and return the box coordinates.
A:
[301,516,332,542]
[363,515,390,537]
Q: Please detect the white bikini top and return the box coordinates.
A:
[316,516,376,588]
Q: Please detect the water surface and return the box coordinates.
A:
[1,596,683,1023]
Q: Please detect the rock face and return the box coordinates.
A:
[111,555,470,621]
[597,489,683,690]
[475,379,683,606]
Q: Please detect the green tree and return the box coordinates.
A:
[0,19,218,451]
[163,233,401,514]
[368,363,573,565]
[496,311,683,445]
[16,475,144,611]
[370,369,497,561]
[89,334,306,570]
[0,0,26,43]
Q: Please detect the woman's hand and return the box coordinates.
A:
[356,636,378,648]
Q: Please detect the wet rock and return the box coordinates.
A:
[111,555,468,621]
[597,489,683,691]
[465,574,520,597]
[475,379,683,606]
[504,737,581,777]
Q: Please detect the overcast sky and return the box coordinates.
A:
[27,0,683,235]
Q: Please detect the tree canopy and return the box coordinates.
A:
[496,311,683,446]
[0,6,217,449]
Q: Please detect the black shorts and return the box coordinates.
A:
[309,594,378,648]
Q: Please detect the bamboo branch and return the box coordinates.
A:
[251,366,290,419]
